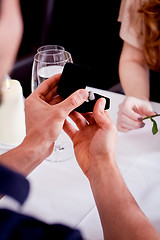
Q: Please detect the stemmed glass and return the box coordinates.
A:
[37,44,65,53]
[31,49,74,162]
[31,49,72,91]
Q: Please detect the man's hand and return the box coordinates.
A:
[0,74,88,175]
[64,97,160,240]
[25,74,88,161]
[64,98,118,178]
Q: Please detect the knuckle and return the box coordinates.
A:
[117,113,124,124]
[55,109,66,119]
[119,103,126,113]
[117,126,121,131]
[69,96,79,108]
[120,114,125,122]
[120,121,125,128]
[117,122,123,132]
[75,117,83,126]
[121,122,126,128]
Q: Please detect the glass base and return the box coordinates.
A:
[46,130,74,162]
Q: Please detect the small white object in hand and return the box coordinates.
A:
[88,91,95,101]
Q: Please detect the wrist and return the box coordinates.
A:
[12,138,45,176]
[138,96,150,102]
[21,135,55,165]
[87,153,117,184]
[20,137,43,164]
[0,136,55,176]
[126,95,149,102]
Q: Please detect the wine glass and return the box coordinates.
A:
[31,49,72,92]
[37,44,65,53]
[31,49,74,162]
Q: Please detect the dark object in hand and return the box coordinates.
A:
[57,63,110,112]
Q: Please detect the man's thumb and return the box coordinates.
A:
[59,89,88,116]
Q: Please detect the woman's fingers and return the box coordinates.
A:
[117,113,144,130]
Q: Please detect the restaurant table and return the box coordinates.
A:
[0,87,160,240]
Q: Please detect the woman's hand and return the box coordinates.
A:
[117,96,156,132]
[64,98,118,178]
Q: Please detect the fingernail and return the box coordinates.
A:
[138,117,143,122]
[100,98,106,110]
[79,90,88,100]
[140,122,145,128]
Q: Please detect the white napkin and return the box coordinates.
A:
[77,206,104,240]
[122,151,160,234]
[116,117,160,175]
[115,117,160,234]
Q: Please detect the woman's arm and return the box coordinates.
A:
[119,41,150,100]
[117,42,156,132]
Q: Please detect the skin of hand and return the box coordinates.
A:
[64,97,160,240]
[63,97,118,178]
[24,74,89,163]
[0,74,88,175]
[117,96,156,132]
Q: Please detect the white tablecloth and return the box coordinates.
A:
[0,88,160,240]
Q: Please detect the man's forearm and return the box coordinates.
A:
[89,160,160,240]
[0,137,48,176]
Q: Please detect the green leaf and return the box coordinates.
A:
[150,117,158,135]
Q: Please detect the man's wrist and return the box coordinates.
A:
[19,136,54,173]
[0,136,54,176]
[19,137,43,165]
[87,154,117,185]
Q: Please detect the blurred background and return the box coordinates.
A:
[10,0,122,98]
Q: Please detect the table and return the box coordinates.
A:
[0,87,160,240]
